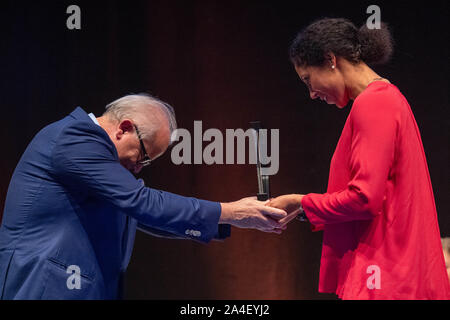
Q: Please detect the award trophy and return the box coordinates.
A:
[250,121,270,201]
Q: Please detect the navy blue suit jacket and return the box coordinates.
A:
[0,107,230,299]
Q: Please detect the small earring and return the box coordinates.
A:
[331,65,335,69]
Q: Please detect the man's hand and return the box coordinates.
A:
[220,197,287,234]
[267,194,304,227]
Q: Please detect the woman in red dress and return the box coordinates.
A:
[269,18,450,299]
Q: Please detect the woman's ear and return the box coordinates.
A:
[325,52,337,69]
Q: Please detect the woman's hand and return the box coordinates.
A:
[267,194,304,227]
[267,194,304,213]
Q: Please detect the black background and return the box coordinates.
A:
[1,0,449,299]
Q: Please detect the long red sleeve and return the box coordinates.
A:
[303,81,398,225]
[301,82,450,299]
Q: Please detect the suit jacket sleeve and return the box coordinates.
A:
[136,223,231,242]
[51,120,224,243]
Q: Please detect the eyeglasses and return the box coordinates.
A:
[133,125,152,167]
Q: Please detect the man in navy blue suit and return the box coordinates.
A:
[0,94,286,299]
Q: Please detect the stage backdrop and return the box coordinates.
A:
[1,0,449,299]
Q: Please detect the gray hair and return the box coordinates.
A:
[103,93,177,145]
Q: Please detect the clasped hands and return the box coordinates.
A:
[220,194,304,234]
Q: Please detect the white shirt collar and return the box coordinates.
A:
[88,113,99,126]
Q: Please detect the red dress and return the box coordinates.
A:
[301,81,450,299]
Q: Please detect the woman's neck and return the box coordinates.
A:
[339,59,386,100]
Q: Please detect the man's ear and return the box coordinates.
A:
[116,119,134,140]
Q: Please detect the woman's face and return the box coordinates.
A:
[295,63,349,108]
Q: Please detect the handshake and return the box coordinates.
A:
[219,194,305,234]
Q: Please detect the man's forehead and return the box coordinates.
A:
[146,127,170,157]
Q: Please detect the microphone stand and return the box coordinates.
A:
[250,121,270,201]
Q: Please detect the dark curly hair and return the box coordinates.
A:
[289,18,394,67]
